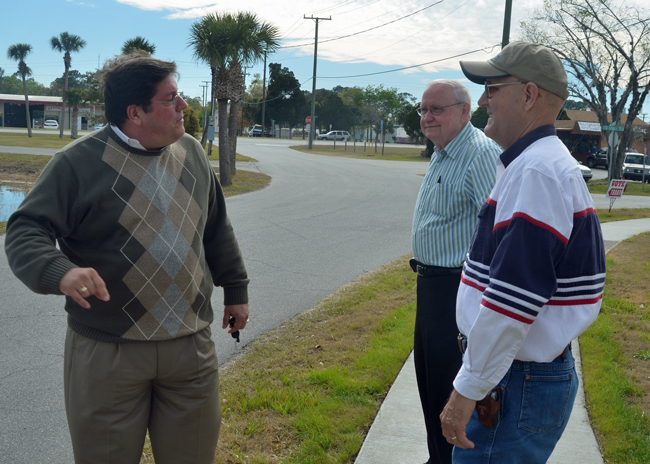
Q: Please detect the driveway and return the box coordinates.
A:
[0,138,428,464]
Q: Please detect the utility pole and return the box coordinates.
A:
[502,0,512,48]
[200,80,209,132]
[261,51,267,136]
[240,67,248,136]
[305,15,331,149]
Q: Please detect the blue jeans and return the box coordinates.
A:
[453,348,578,464]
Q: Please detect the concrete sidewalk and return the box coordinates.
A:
[355,213,650,464]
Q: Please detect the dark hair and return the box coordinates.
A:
[101,54,177,126]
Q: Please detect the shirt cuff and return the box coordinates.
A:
[223,285,248,306]
[453,364,496,401]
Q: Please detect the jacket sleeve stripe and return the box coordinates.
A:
[481,299,536,324]
[461,274,487,292]
[483,293,540,317]
[574,207,597,218]
[493,212,569,245]
[546,294,603,306]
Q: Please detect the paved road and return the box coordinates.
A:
[0,138,428,464]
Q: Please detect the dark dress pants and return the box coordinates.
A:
[413,273,463,464]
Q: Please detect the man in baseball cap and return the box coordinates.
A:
[439,42,606,463]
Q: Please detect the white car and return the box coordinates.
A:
[317,130,351,141]
[43,120,59,129]
[622,153,650,183]
[574,158,592,182]
[248,126,263,137]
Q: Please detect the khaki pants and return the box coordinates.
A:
[64,326,220,464]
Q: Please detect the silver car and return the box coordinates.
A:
[317,130,351,141]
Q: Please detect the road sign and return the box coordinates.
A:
[608,131,618,148]
[305,116,311,124]
[603,125,624,131]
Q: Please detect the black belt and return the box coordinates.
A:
[457,333,571,363]
[409,258,462,277]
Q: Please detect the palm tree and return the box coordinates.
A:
[189,12,279,186]
[121,37,156,56]
[51,32,86,138]
[7,43,33,137]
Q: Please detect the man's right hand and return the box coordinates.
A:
[59,268,110,309]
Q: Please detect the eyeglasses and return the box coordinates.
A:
[484,81,527,99]
[417,102,463,117]
[151,94,183,107]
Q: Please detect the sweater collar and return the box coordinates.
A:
[500,125,557,168]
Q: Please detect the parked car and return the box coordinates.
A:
[586,148,608,169]
[43,120,59,129]
[574,158,592,182]
[94,124,105,130]
[622,153,650,183]
[248,126,263,137]
[317,130,351,141]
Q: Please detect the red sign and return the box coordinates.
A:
[305,116,311,124]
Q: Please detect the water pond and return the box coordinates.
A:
[0,184,29,222]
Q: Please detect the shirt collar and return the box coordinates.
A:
[500,125,557,168]
[434,121,472,159]
[110,124,149,151]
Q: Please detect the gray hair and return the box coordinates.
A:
[426,79,472,105]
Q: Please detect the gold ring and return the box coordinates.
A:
[450,436,457,441]
[246,319,250,322]
[78,287,88,295]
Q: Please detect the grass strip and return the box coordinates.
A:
[589,181,650,196]
[213,168,271,197]
[290,144,427,162]
[0,153,52,176]
[207,151,257,163]
[0,132,78,149]
[580,233,650,464]
[215,256,416,464]
[597,208,650,223]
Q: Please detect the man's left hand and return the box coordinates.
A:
[440,389,476,449]
[222,304,249,333]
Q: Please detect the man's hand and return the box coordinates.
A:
[59,268,110,309]
[222,304,249,333]
[440,389,477,449]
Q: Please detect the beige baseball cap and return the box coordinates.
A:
[460,41,569,100]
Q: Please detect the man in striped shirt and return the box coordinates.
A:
[440,42,606,463]
[411,79,501,464]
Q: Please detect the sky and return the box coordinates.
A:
[2,0,649,121]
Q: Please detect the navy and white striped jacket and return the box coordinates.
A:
[454,126,606,401]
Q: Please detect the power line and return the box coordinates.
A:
[281,1,444,49]
[318,44,500,79]
[324,0,422,36]
[355,0,471,60]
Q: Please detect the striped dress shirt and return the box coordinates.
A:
[412,122,501,268]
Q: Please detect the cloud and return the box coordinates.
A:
[114,0,546,72]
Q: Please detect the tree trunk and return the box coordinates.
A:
[60,66,69,139]
[22,77,32,137]
[228,100,239,176]
[71,107,79,139]
[217,99,232,187]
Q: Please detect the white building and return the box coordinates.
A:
[0,93,103,130]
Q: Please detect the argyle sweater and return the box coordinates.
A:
[454,126,606,401]
[5,125,248,342]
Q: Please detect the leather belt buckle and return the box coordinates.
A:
[416,264,427,277]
